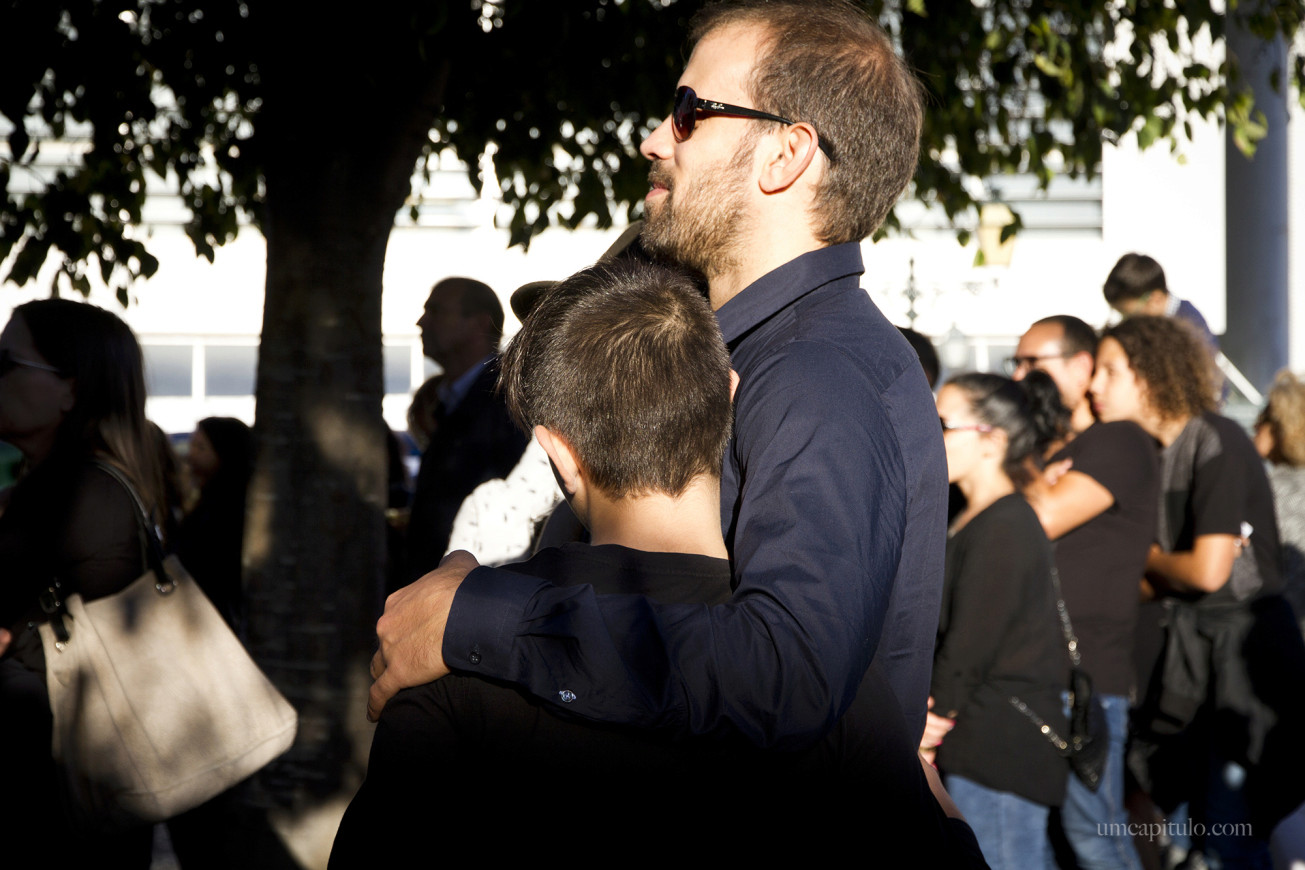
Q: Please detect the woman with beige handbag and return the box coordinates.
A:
[0,299,295,866]
[0,299,165,864]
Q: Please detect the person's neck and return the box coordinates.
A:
[1149,413,1192,448]
[1070,398,1096,436]
[438,346,492,383]
[706,214,824,311]
[585,474,728,559]
[952,469,1015,532]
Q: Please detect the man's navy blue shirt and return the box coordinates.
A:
[442,242,948,748]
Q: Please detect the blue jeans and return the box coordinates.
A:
[947,773,1051,870]
[1057,692,1143,870]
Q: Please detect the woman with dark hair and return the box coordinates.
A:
[0,298,161,864]
[177,416,253,632]
[923,370,1069,868]
[1093,315,1305,867]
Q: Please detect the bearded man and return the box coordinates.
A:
[368,0,947,752]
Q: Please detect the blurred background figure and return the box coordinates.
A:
[1103,253,1218,353]
[1013,314,1156,870]
[0,298,164,866]
[1254,370,1305,639]
[404,374,443,456]
[176,416,254,633]
[898,325,941,390]
[148,421,187,541]
[925,371,1069,869]
[1092,316,1305,868]
[403,277,528,585]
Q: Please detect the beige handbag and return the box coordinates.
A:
[38,462,297,829]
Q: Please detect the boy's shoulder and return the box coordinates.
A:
[501,542,731,605]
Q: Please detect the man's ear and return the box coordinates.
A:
[980,426,1008,461]
[729,369,740,402]
[758,122,822,195]
[534,425,583,497]
[1069,350,1095,388]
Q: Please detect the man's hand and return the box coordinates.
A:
[1042,457,1073,487]
[0,627,11,658]
[367,550,480,721]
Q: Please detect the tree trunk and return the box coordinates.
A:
[238,9,446,865]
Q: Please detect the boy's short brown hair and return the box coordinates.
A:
[499,260,732,498]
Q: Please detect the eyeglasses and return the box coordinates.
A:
[940,417,993,434]
[1003,353,1072,376]
[0,348,64,378]
[671,86,833,160]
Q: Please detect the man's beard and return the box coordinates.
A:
[640,147,752,278]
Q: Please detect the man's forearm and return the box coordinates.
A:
[444,562,876,749]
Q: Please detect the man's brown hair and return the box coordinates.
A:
[1103,253,1168,306]
[690,0,924,245]
[499,259,732,499]
[1101,316,1218,423]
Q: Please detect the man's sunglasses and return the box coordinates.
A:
[671,86,833,160]
[0,348,64,378]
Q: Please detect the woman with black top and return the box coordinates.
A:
[0,299,163,866]
[1093,315,1305,867]
[924,371,1069,869]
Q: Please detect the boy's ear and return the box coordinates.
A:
[534,425,582,497]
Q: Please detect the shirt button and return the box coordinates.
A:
[558,689,577,703]
[469,649,482,665]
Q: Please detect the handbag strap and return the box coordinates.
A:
[91,460,172,589]
[1049,565,1082,669]
[1007,564,1082,753]
[42,462,174,649]
[1009,695,1068,752]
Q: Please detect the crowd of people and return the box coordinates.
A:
[2,1,1304,868]
[919,301,1305,869]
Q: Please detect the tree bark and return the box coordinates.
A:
[238,9,447,864]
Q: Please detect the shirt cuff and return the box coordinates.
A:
[442,564,549,680]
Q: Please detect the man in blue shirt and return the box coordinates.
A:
[368,0,947,750]
[1103,252,1220,351]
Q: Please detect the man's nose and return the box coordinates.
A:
[640,115,674,161]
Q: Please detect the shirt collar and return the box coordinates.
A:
[714,243,865,345]
[1164,293,1181,318]
[437,354,494,413]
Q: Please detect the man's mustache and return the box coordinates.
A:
[647,164,673,191]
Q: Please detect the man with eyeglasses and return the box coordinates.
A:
[369,0,946,758]
[1007,315,1098,436]
[1015,315,1158,870]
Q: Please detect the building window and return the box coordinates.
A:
[384,345,413,395]
[143,345,194,397]
[205,345,258,397]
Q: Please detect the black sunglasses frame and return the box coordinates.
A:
[671,86,833,160]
